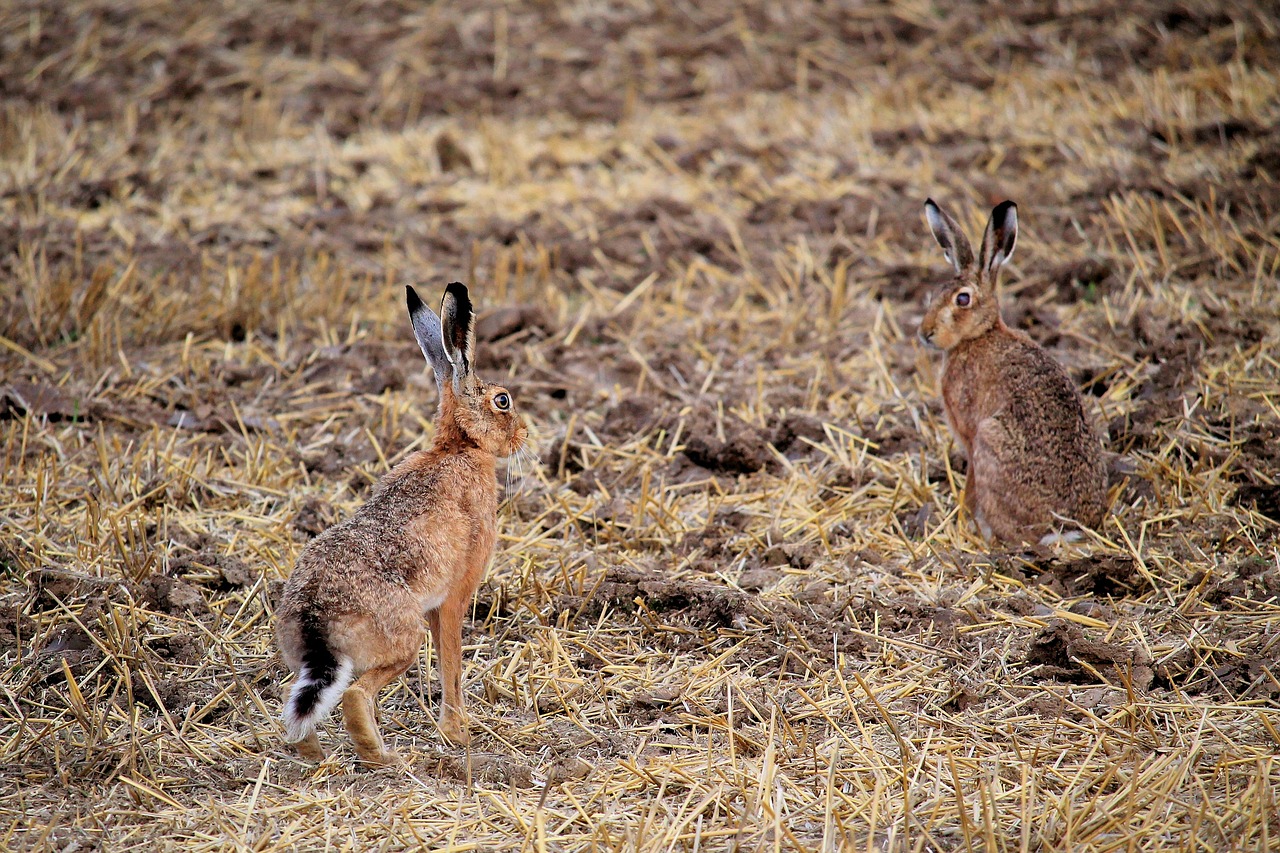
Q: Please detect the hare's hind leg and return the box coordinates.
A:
[341,657,416,766]
[428,602,472,747]
[971,419,1035,543]
[295,731,324,761]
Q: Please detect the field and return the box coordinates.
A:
[2,0,1279,850]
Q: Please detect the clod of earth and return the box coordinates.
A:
[1025,619,1154,690]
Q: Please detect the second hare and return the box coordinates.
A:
[918,199,1106,544]
[275,282,527,765]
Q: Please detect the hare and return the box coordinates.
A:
[918,199,1106,544]
[275,282,527,765]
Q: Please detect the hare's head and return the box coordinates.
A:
[407,283,527,458]
[918,199,1017,351]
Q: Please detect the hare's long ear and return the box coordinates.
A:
[977,201,1017,284]
[407,286,451,393]
[439,281,475,391]
[924,199,975,274]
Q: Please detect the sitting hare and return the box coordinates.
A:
[276,282,527,764]
[918,199,1106,544]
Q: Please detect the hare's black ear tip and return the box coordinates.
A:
[443,281,472,314]
[991,200,1018,230]
[924,197,938,209]
[406,285,423,312]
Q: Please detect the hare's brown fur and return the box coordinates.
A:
[275,283,526,764]
[919,200,1106,544]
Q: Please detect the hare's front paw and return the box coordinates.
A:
[358,748,404,767]
[438,713,472,747]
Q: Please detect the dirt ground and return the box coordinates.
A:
[1,0,1278,850]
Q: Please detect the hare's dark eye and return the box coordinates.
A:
[493,392,511,411]
[955,291,971,307]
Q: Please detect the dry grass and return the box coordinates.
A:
[2,0,1279,850]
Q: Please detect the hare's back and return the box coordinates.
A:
[280,520,392,608]
[990,336,1097,456]
[281,452,494,612]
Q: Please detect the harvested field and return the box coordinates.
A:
[2,0,1279,849]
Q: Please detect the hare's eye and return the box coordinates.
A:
[955,291,971,307]
[493,392,511,411]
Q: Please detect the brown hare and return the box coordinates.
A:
[276,282,527,765]
[918,199,1106,545]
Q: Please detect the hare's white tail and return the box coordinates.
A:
[283,646,354,743]
[1039,529,1084,546]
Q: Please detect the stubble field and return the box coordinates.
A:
[1,1,1279,850]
